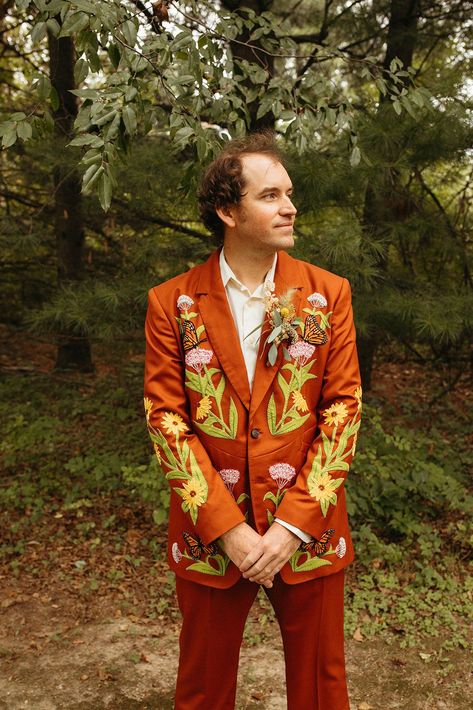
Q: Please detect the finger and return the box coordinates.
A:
[239,548,265,574]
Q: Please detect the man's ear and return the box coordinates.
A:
[216,204,237,229]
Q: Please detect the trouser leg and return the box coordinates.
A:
[174,575,259,710]
[266,569,350,710]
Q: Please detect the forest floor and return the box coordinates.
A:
[0,326,472,709]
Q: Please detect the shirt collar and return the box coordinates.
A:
[219,248,277,293]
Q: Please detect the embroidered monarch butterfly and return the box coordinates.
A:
[179,319,206,352]
[303,314,328,346]
[182,531,219,559]
[299,528,335,555]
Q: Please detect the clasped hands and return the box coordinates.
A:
[219,521,301,589]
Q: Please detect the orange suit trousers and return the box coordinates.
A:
[174,569,350,710]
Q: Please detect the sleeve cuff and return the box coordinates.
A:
[274,518,312,543]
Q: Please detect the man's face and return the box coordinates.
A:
[226,153,297,253]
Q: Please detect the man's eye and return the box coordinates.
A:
[264,193,277,199]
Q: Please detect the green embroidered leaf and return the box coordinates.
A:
[185,371,204,394]
[277,372,290,398]
[184,311,198,319]
[165,469,191,481]
[182,439,190,465]
[188,503,198,525]
[195,420,232,439]
[318,311,332,329]
[275,413,310,435]
[236,492,249,505]
[302,307,313,315]
[263,491,278,505]
[295,556,332,572]
[189,450,208,499]
[331,477,345,490]
[267,509,275,525]
[267,393,277,434]
[206,367,222,377]
[299,372,317,387]
[229,397,238,439]
[196,324,205,338]
[322,430,333,460]
[326,460,349,472]
[185,560,223,575]
[214,375,225,405]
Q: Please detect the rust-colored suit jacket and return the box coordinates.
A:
[144,248,361,588]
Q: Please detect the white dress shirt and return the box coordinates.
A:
[219,248,311,544]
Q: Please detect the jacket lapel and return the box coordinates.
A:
[196,250,251,410]
[249,251,304,418]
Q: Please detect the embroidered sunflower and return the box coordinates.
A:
[143,397,153,422]
[292,390,309,413]
[323,402,348,426]
[308,470,340,503]
[354,386,362,411]
[196,395,212,420]
[161,411,188,436]
[180,477,206,511]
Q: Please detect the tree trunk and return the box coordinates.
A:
[359,0,420,389]
[48,31,93,371]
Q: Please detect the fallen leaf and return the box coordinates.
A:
[353,627,364,642]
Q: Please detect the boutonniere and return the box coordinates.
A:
[261,284,304,365]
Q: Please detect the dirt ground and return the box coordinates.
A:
[0,584,471,710]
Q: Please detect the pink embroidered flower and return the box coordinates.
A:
[269,463,296,489]
[177,294,194,312]
[171,542,182,563]
[308,292,327,308]
[288,340,316,366]
[335,537,346,559]
[219,468,240,494]
[185,347,213,372]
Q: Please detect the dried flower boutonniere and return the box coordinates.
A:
[261,284,303,365]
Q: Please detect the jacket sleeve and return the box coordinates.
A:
[143,287,245,544]
[275,278,362,540]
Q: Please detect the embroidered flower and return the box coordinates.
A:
[219,468,240,494]
[308,470,340,503]
[177,294,194,312]
[354,386,362,411]
[269,463,297,490]
[292,390,309,413]
[196,395,212,420]
[180,477,206,511]
[288,340,316,366]
[185,347,213,372]
[153,443,162,464]
[161,411,188,436]
[308,292,327,309]
[335,537,346,559]
[172,542,183,563]
[323,402,348,426]
[143,397,153,423]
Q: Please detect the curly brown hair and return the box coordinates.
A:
[197,131,285,241]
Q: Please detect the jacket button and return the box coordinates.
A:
[250,428,261,439]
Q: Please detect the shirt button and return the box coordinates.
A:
[250,428,261,439]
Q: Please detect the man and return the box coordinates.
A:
[144,132,362,709]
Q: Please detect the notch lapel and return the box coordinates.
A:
[249,251,304,418]
[196,250,251,410]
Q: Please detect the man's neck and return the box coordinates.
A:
[222,243,276,294]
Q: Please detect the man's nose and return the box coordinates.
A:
[280,197,297,216]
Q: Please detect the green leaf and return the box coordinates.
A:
[122,105,137,136]
[69,134,103,147]
[268,343,278,365]
[35,75,51,100]
[108,44,121,69]
[350,146,361,168]
[267,393,277,434]
[61,12,89,36]
[74,58,89,85]
[2,126,17,148]
[82,163,103,192]
[194,421,230,439]
[46,18,60,37]
[122,19,138,47]
[214,376,225,405]
[31,21,47,45]
[97,171,112,211]
[16,121,32,141]
[392,99,402,115]
[165,469,190,481]
[50,86,60,111]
